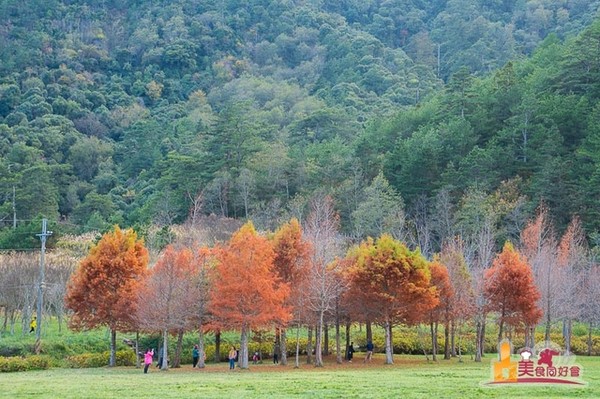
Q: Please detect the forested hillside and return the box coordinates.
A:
[1,0,600,251]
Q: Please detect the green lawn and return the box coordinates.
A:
[1,354,598,398]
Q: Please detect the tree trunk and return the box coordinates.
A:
[475,319,483,362]
[9,309,15,335]
[544,317,551,344]
[544,284,552,343]
[173,329,184,368]
[315,314,324,367]
[198,323,206,368]
[2,307,8,332]
[564,319,572,355]
[214,330,221,363]
[161,329,168,370]
[306,326,313,365]
[498,318,504,342]
[324,323,329,356]
[457,323,463,363]
[588,322,593,356]
[335,318,342,364]
[240,325,249,369]
[109,328,117,367]
[451,320,456,357]
[444,321,450,359]
[280,328,288,366]
[431,322,438,362]
[384,320,393,364]
[366,320,372,343]
[295,323,301,368]
[480,318,487,357]
[135,331,140,368]
[524,325,534,349]
[274,327,281,364]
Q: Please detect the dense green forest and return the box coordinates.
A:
[1,0,600,252]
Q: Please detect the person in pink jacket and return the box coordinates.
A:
[144,348,154,374]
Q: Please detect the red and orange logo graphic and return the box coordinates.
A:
[487,339,585,386]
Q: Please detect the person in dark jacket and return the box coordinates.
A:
[192,344,200,368]
[364,341,374,363]
[347,342,355,362]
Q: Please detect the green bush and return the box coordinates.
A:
[67,353,107,368]
[24,355,51,370]
[0,342,29,357]
[0,355,51,372]
[67,350,136,368]
[0,357,28,372]
[571,335,591,355]
[115,349,136,366]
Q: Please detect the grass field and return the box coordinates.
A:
[1,354,598,398]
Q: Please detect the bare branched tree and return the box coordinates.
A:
[304,194,344,367]
[556,217,588,355]
[519,205,558,344]
[0,253,38,335]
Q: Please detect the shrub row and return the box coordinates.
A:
[0,355,51,372]
[183,332,600,362]
[3,326,600,372]
[66,350,136,368]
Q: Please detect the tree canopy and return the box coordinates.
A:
[65,226,148,366]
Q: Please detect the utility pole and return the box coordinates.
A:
[35,218,52,354]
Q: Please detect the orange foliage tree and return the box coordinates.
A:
[346,234,438,364]
[484,242,542,343]
[65,226,148,366]
[136,245,197,370]
[209,222,291,369]
[270,218,311,366]
[427,257,453,361]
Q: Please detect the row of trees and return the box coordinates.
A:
[62,195,600,369]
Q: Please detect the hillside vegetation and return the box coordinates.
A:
[1,0,600,249]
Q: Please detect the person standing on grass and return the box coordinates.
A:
[364,341,374,363]
[144,348,154,374]
[228,346,237,370]
[192,344,200,368]
[29,317,36,333]
[347,342,355,362]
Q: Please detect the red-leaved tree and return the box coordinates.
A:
[137,245,197,370]
[271,218,311,366]
[65,226,148,367]
[484,242,542,343]
[209,222,291,369]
